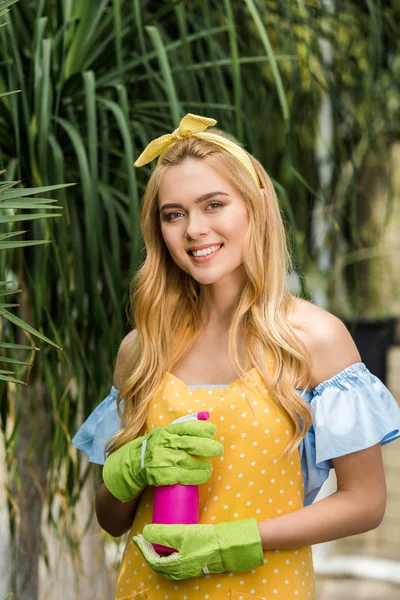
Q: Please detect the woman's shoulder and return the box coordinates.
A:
[288,297,361,389]
[288,296,346,332]
[119,329,138,350]
[113,329,138,388]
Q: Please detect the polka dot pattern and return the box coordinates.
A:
[115,367,315,599]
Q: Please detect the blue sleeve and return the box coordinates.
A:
[71,386,122,465]
[299,362,400,506]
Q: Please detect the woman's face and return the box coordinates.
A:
[158,158,249,285]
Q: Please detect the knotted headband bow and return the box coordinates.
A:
[134,113,260,187]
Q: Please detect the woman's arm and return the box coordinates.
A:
[96,329,139,537]
[258,442,386,549]
[96,483,141,537]
[258,303,387,549]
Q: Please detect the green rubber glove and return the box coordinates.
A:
[133,519,264,580]
[103,420,223,502]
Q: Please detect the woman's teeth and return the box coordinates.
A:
[191,244,222,257]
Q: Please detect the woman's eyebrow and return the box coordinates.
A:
[159,191,229,213]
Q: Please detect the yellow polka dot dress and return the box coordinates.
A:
[115,366,316,600]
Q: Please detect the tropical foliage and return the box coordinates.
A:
[0,0,398,598]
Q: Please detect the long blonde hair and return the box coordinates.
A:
[106,130,312,458]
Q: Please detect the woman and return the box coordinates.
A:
[73,114,400,599]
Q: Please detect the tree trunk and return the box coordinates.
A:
[342,141,400,318]
[12,371,50,600]
[9,262,51,600]
[39,473,116,600]
[0,429,11,598]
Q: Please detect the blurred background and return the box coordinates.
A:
[0,0,399,598]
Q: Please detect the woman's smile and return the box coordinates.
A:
[188,244,224,263]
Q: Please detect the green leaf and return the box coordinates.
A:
[0,240,53,249]
[0,341,38,350]
[0,373,26,384]
[0,356,33,365]
[0,183,75,198]
[0,289,22,296]
[1,309,62,350]
[0,213,61,223]
[145,25,182,125]
[244,0,289,127]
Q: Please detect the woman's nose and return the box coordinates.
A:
[184,213,210,240]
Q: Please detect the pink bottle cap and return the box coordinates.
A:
[197,411,210,420]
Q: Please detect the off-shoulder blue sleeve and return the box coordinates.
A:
[72,386,122,465]
[299,362,400,506]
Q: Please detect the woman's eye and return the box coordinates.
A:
[164,202,223,222]
[165,211,182,221]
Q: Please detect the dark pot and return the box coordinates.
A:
[341,317,397,384]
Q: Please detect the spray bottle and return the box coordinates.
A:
[151,411,210,554]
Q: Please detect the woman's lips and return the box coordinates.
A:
[188,244,223,263]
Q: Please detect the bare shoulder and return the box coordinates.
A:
[113,329,138,388]
[288,296,361,388]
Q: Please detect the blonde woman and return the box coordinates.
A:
[73,114,400,599]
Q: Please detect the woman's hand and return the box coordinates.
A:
[133,519,264,580]
[103,420,224,502]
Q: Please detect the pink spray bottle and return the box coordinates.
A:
[151,411,210,555]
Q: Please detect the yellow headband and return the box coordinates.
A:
[134,113,260,187]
